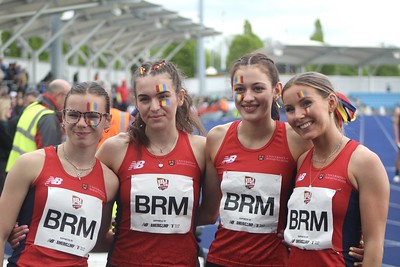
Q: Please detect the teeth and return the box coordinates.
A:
[299,122,311,129]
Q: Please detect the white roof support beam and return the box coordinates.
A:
[0,1,50,56]
[150,40,173,60]
[87,27,126,66]
[36,14,78,56]
[165,40,187,61]
[109,32,144,66]
[64,20,106,60]
[0,2,100,20]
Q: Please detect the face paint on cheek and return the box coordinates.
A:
[234,93,243,103]
[305,106,311,114]
[86,102,98,111]
[160,99,170,107]
[234,75,244,84]
[156,84,167,93]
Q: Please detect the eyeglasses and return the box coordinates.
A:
[62,109,108,127]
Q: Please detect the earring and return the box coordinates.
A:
[104,127,110,133]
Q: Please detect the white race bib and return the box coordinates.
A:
[284,187,336,250]
[220,171,282,233]
[35,187,102,257]
[130,173,194,234]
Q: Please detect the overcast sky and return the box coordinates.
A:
[148,0,399,49]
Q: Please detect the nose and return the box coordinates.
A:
[294,107,307,119]
[150,98,161,111]
[242,90,254,101]
[76,113,88,126]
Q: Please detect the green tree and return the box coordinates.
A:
[1,31,21,57]
[375,65,400,76]
[310,19,324,42]
[28,36,48,61]
[226,20,264,68]
[162,40,197,77]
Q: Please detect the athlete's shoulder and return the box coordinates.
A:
[207,121,233,139]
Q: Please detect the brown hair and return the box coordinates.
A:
[282,72,343,129]
[129,60,204,148]
[64,81,111,113]
[229,53,281,120]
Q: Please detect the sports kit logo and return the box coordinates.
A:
[72,195,83,209]
[297,173,307,182]
[157,177,169,190]
[258,154,265,161]
[304,190,312,204]
[128,160,145,170]
[244,176,256,189]
[221,155,237,164]
[44,176,63,186]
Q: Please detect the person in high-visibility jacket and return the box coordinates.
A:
[96,80,132,149]
[6,79,71,172]
[97,107,131,148]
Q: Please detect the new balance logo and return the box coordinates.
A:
[297,173,307,182]
[45,176,63,186]
[221,155,237,164]
[128,160,145,170]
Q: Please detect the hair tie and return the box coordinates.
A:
[152,60,166,70]
[335,92,357,127]
[139,66,146,75]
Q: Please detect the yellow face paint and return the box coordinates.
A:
[160,99,170,107]
[234,93,243,103]
[156,84,167,92]
[86,102,98,111]
[297,90,307,98]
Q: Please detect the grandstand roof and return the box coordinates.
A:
[257,42,400,70]
[0,0,220,66]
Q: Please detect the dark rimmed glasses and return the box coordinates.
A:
[62,109,108,127]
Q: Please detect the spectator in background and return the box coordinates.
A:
[0,94,13,194]
[7,87,41,138]
[22,87,40,107]
[0,58,6,81]
[73,71,79,85]
[115,79,130,111]
[95,80,132,149]
[393,106,400,183]
[5,79,71,173]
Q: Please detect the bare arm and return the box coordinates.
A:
[96,133,129,173]
[197,124,229,226]
[349,146,389,267]
[0,152,43,266]
[92,163,119,252]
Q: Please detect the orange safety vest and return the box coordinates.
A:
[98,108,131,148]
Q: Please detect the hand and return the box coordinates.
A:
[277,230,291,250]
[349,239,364,266]
[8,223,29,249]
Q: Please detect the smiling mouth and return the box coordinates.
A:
[242,105,257,112]
[299,121,312,129]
